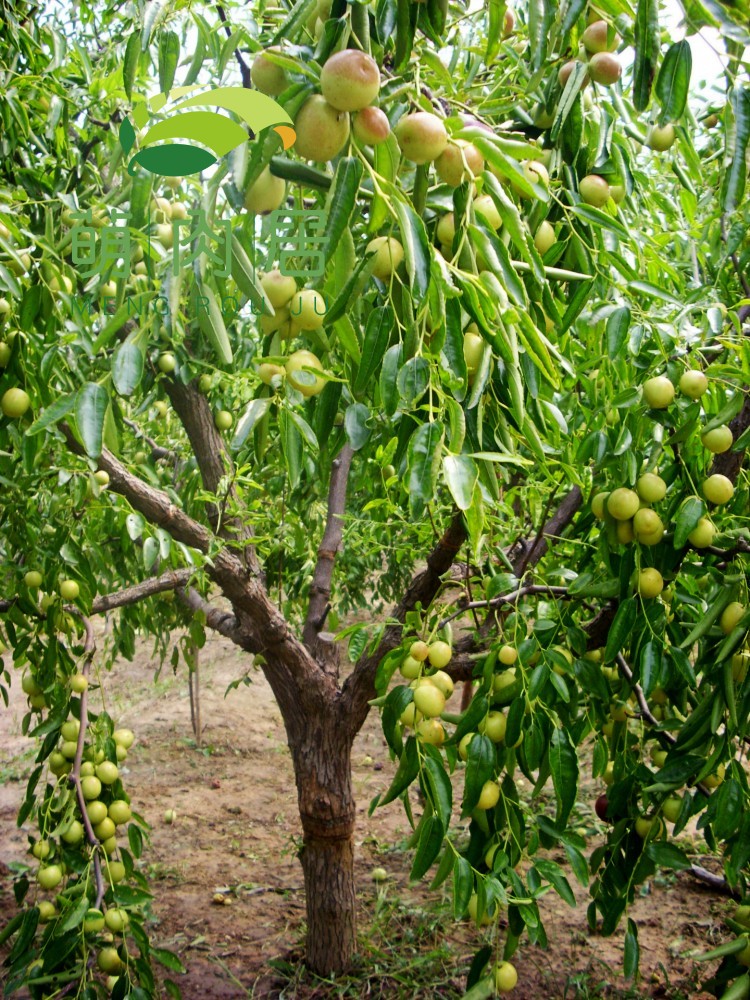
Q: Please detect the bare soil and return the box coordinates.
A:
[0,627,732,998]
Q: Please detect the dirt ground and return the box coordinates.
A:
[0,625,734,998]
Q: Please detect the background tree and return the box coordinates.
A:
[1,0,750,997]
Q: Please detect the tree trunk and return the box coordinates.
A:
[291,706,357,975]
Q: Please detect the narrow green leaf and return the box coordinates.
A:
[344,402,371,451]
[605,598,637,662]
[394,196,431,298]
[26,393,76,437]
[674,496,705,548]
[722,86,750,213]
[606,306,631,359]
[397,357,430,407]
[452,855,473,919]
[407,421,444,515]
[656,40,692,123]
[123,32,140,100]
[379,736,419,806]
[624,918,640,979]
[324,158,363,264]
[410,814,444,881]
[354,306,393,397]
[633,0,659,111]
[75,383,108,459]
[279,409,302,488]
[152,948,187,974]
[549,727,578,828]
[197,285,233,365]
[443,454,478,511]
[645,841,692,871]
[231,398,271,450]
[158,31,180,94]
[422,749,452,829]
[112,342,144,397]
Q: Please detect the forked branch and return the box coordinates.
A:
[303,444,354,653]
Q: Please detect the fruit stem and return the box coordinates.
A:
[511,260,591,281]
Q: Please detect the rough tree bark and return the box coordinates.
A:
[291,699,357,974]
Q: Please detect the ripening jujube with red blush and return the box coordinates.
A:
[320,49,380,113]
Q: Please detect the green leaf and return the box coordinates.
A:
[394,196,431,298]
[452,855,473,919]
[410,814,444,881]
[606,307,631,359]
[549,727,577,828]
[422,749,452,829]
[112,342,144,397]
[270,0,318,45]
[231,235,272,316]
[533,859,576,907]
[486,0,507,63]
[344,403,371,451]
[279,409,302,488]
[571,204,630,240]
[324,158,363,263]
[158,30,180,93]
[655,40,692,123]
[152,948,187,974]
[60,896,89,932]
[645,841,692,871]
[197,285,233,365]
[633,0,659,111]
[369,132,400,233]
[142,0,168,48]
[707,779,743,840]
[605,598,637,663]
[397,356,430,407]
[353,306,393,398]
[379,736,419,806]
[674,496,705,548]
[123,31,140,100]
[407,421,444,516]
[624,918,640,979]
[442,454,478,511]
[26,392,76,437]
[722,86,750,213]
[639,640,662,697]
[231,398,271,451]
[75,383,108,459]
[561,0,587,34]
[380,344,403,417]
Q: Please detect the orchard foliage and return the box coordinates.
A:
[0,0,750,996]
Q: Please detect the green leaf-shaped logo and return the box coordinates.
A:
[120,86,296,178]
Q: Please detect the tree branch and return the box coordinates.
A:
[303,445,354,656]
[338,511,468,738]
[438,584,571,628]
[60,424,336,731]
[91,569,194,614]
[124,417,175,463]
[216,4,251,88]
[615,653,712,796]
[162,379,259,574]
[510,485,583,575]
